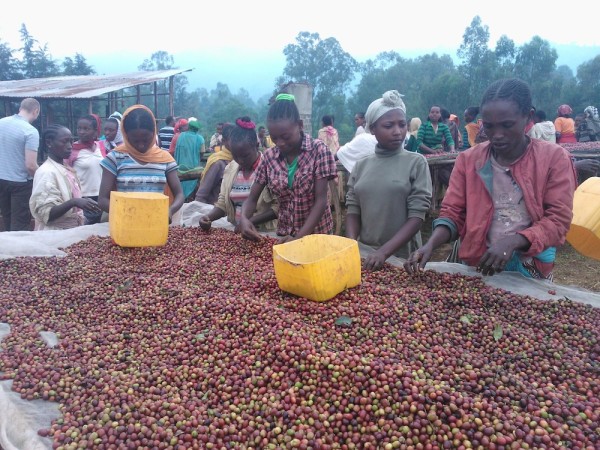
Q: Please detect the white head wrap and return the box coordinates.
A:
[108,111,124,145]
[364,90,406,133]
[584,106,599,121]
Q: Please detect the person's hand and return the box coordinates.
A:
[199,215,212,231]
[239,217,262,242]
[363,250,388,271]
[74,198,101,213]
[404,245,434,274]
[477,235,524,276]
[574,159,600,174]
[277,235,296,244]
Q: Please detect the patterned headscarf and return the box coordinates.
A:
[557,104,573,116]
[584,106,599,121]
[365,90,406,133]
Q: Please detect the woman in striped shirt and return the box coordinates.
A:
[98,105,184,221]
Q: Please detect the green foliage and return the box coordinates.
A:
[2,18,600,139]
[62,54,96,76]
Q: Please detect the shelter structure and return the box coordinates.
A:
[0,69,192,157]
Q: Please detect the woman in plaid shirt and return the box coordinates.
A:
[239,93,337,242]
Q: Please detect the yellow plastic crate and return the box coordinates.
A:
[109,192,169,247]
[272,234,361,302]
[567,176,600,260]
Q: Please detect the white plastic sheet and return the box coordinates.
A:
[0,202,598,449]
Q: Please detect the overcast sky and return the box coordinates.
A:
[2,1,599,100]
[2,0,599,60]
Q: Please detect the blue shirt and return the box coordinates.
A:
[100,151,178,193]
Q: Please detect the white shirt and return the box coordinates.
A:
[336,133,378,173]
[73,145,103,197]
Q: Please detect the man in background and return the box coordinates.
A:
[158,115,176,150]
[0,98,40,231]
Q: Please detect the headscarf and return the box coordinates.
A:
[188,120,201,132]
[409,117,422,137]
[109,111,124,145]
[557,104,572,116]
[201,149,233,180]
[449,114,459,126]
[114,105,174,164]
[584,106,599,121]
[364,90,406,133]
[174,119,188,134]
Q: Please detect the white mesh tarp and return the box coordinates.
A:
[1,201,598,449]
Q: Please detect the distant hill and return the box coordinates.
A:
[88,44,600,103]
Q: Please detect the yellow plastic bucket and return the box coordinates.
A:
[272,234,361,302]
[567,176,600,260]
[109,192,169,247]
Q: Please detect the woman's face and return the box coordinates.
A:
[354,115,365,127]
[371,109,407,151]
[77,118,97,143]
[104,122,118,142]
[231,141,259,170]
[127,128,156,153]
[481,99,529,155]
[267,119,303,156]
[429,106,441,123]
[48,128,73,160]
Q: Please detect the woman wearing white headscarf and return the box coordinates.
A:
[345,90,432,270]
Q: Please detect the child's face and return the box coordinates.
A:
[371,109,408,151]
[231,141,259,170]
[480,99,529,155]
[49,128,73,160]
[104,122,118,142]
[77,119,97,143]
[267,119,303,155]
[429,107,441,123]
[127,129,155,153]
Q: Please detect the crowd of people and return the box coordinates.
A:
[1,77,598,281]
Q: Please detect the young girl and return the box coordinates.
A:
[98,105,184,221]
[416,105,455,154]
[199,117,278,232]
[345,90,432,270]
[98,117,123,157]
[194,123,234,204]
[317,115,340,155]
[30,125,101,230]
[405,78,577,280]
[66,114,104,224]
[239,93,337,243]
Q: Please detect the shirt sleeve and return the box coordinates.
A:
[314,141,337,180]
[345,161,361,216]
[100,153,118,176]
[443,125,455,148]
[254,150,271,186]
[407,156,433,219]
[416,124,426,148]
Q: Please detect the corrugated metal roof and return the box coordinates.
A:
[0,69,193,99]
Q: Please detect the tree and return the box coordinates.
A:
[281,32,357,131]
[576,56,600,109]
[0,40,22,81]
[514,36,557,87]
[19,24,58,78]
[138,51,175,71]
[457,16,495,102]
[62,53,95,76]
[494,35,516,79]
